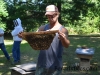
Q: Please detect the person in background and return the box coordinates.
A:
[0,28,10,61]
[11,18,23,64]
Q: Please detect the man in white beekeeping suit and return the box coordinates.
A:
[11,18,23,64]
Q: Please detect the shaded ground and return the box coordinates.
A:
[0,36,100,75]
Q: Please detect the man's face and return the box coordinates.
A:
[46,13,58,24]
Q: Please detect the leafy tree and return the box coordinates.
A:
[5,0,100,34]
[6,0,47,32]
[0,0,8,30]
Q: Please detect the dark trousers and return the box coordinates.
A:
[12,41,21,62]
[0,43,10,60]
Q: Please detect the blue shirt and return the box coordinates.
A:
[37,24,64,70]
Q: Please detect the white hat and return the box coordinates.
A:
[16,18,22,26]
[45,5,59,15]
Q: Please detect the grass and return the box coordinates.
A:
[0,36,100,75]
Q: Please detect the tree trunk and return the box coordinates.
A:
[57,1,61,23]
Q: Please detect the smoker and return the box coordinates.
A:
[75,47,95,70]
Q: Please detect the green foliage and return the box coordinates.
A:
[62,0,100,34]
[67,16,99,35]
[0,0,8,17]
[3,0,100,34]
[0,23,6,31]
[0,0,8,30]
[6,1,47,32]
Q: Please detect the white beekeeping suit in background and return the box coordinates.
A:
[11,18,23,64]
[11,18,23,41]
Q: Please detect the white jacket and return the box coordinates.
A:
[11,18,23,41]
